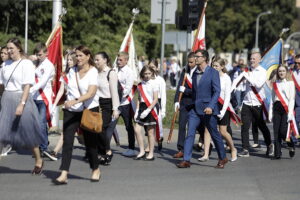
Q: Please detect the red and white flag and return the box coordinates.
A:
[46,22,63,127]
[192,2,207,51]
[115,22,139,81]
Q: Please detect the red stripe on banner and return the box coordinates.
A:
[35,76,52,127]
[273,82,299,140]
[250,86,268,119]
[218,97,241,125]
[290,71,300,92]
[137,83,160,142]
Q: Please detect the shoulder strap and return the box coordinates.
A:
[106,69,113,81]
[5,59,23,88]
[75,67,82,95]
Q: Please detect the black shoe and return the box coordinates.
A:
[134,153,146,160]
[266,144,274,157]
[145,157,155,161]
[193,143,202,152]
[52,179,68,185]
[238,149,250,157]
[106,154,113,164]
[289,147,295,158]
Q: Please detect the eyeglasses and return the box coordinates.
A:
[295,62,300,65]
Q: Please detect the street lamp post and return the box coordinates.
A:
[254,10,272,50]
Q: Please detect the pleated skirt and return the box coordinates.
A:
[0,91,43,149]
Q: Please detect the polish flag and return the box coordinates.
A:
[192,1,207,51]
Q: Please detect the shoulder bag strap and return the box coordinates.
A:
[5,59,23,88]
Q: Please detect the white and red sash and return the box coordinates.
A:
[218,97,241,126]
[137,83,161,142]
[185,73,192,89]
[35,76,52,127]
[250,85,269,120]
[119,82,137,116]
[273,82,299,141]
[290,70,300,92]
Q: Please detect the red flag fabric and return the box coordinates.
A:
[46,23,63,103]
[192,2,207,51]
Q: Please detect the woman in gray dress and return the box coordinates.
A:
[0,38,44,174]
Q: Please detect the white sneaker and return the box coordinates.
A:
[1,146,12,156]
[122,149,136,157]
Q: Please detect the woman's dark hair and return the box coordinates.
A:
[140,65,155,80]
[7,38,24,54]
[75,45,95,66]
[95,51,111,67]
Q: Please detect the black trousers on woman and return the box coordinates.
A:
[60,107,100,171]
[272,101,294,157]
[98,98,112,154]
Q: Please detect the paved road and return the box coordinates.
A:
[0,125,299,200]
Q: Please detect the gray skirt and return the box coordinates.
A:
[0,91,43,149]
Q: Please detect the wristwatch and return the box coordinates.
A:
[21,101,26,105]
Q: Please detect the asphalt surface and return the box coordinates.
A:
[0,124,299,200]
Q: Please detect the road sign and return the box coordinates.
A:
[151,0,177,24]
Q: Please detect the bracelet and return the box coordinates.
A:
[21,101,26,105]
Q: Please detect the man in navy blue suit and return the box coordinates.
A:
[176,49,228,169]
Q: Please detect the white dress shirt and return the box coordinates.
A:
[97,66,120,111]
[242,65,267,106]
[269,79,295,118]
[62,66,99,112]
[220,73,232,113]
[139,79,159,103]
[154,75,166,115]
[30,58,55,101]
[117,65,134,106]
[0,59,35,92]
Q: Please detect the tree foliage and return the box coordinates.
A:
[0,0,298,57]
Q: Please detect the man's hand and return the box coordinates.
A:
[204,107,213,115]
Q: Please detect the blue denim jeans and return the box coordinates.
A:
[34,100,48,151]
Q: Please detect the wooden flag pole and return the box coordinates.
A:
[167,74,187,144]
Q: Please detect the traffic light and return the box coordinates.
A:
[176,0,204,30]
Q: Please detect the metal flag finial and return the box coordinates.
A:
[280,28,290,38]
[132,8,140,21]
[59,7,67,22]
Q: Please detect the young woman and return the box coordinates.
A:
[54,46,101,184]
[199,57,237,162]
[134,66,159,160]
[94,52,120,164]
[0,38,44,174]
[269,65,296,159]
[49,51,77,160]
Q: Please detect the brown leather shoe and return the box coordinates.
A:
[176,161,191,168]
[173,151,184,158]
[215,158,228,169]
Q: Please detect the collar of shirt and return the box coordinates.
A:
[118,65,127,72]
[277,78,287,83]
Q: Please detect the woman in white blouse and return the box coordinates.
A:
[94,52,120,164]
[0,38,44,174]
[199,58,237,162]
[54,46,101,184]
[269,65,296,159]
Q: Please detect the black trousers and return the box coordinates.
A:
[60,107,100,171]
[170,73,176,87]
[272,101,294,157]
[241,104,271,150]
[252,118,259,144]
[177,105,189,151]
[98,98,112,155]
[106,103,135,150]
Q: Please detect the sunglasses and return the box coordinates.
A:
[295,62,300,65]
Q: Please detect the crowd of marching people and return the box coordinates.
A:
[0,37,300,184]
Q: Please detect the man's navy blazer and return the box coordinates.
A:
[192,66,221,115]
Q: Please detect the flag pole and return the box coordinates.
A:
[192,0,208,50]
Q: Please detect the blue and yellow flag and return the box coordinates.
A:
[260,38,283,79]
